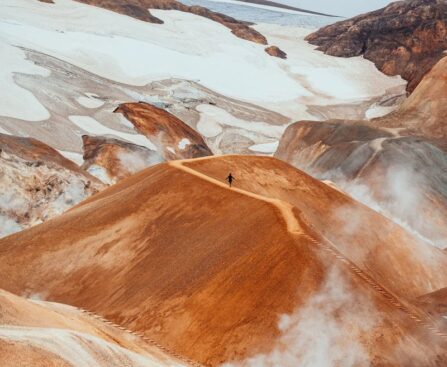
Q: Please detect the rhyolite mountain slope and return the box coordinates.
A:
[0,155,446,366]
[276,56,447,249]
[81,135,165,184]
[0,289,189,367]
[306,0,447,93]
[0,133,103,238]
[115,102,213,160]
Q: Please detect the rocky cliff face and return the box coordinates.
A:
[276,56,447,249]
[306,0,447,92]
[115,102,213,161]
[0,134,103,238]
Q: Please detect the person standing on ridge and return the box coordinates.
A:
[226,173,235,187]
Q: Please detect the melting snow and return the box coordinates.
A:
[76,94,105,109]
[0,39,50,121]
[248,141,279,154]
[197,104,285,138]
[0,0,404,121]
[178,138,191,150]
[58,150,84,166]
[87,165,113,185]
[69,115,157,150]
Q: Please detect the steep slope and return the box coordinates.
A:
[276,56,447,248]
[0,156,445,366]
[0,133,103,238]
[0,289,188,366]
[81,135,165,184]
[115,102,213,160]
[306,0,447,92]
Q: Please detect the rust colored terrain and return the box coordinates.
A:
[115,102,213,160]
[276,56,447,248]
[0,289,187,366]
[306,0,447,93]
[0,155,445,366]
[82,135,164,183]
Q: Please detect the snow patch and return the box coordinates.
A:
[178,138,191,150]
[0,214,22,238]
[87,165,113,185]
[365,104,397,119]
[76,94,104,109]
[69,115,157,151]
[197,105,285,138]
[248,141,279,154]
[58,150,84,166]
[0,39,50,121]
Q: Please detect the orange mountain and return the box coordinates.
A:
[0,156,446,365]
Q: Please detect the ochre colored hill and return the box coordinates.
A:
[0,156,446,365]
[0,289,188,366]
[115,102,213,160]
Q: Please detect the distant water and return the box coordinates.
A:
[179,0,338,28]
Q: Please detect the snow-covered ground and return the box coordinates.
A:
[0,0,405,158]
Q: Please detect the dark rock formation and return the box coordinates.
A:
[264,45,287,59]
[306,0,447,92]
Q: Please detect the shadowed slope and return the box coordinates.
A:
[276,57,447,249]
[0,156,446,365]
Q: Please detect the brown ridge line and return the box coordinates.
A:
[300,233,447,339]
[78,308,206,367]
[170,157,447,341]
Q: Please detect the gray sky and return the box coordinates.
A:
[278,0,396,17]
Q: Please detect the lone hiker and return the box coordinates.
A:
[226,173,235,187]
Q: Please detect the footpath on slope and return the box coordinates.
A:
[171,158,447,341]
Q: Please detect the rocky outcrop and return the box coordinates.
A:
[0,134,103,238]
[264,45,287,59]
[74,0,268,44]
[114,102,213,160]
[306,0,447,92]
[275,56,447,249]
[82,135,164,184]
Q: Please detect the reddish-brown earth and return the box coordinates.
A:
[305,0,447,93]
[115,102,213,160]
[276,56,447,248]
[82,135,164,183]
[264,45,287,59]
[0,289,188,366]
[0,155,445,366]
[0,134,103,236]
[417,287,447,317]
